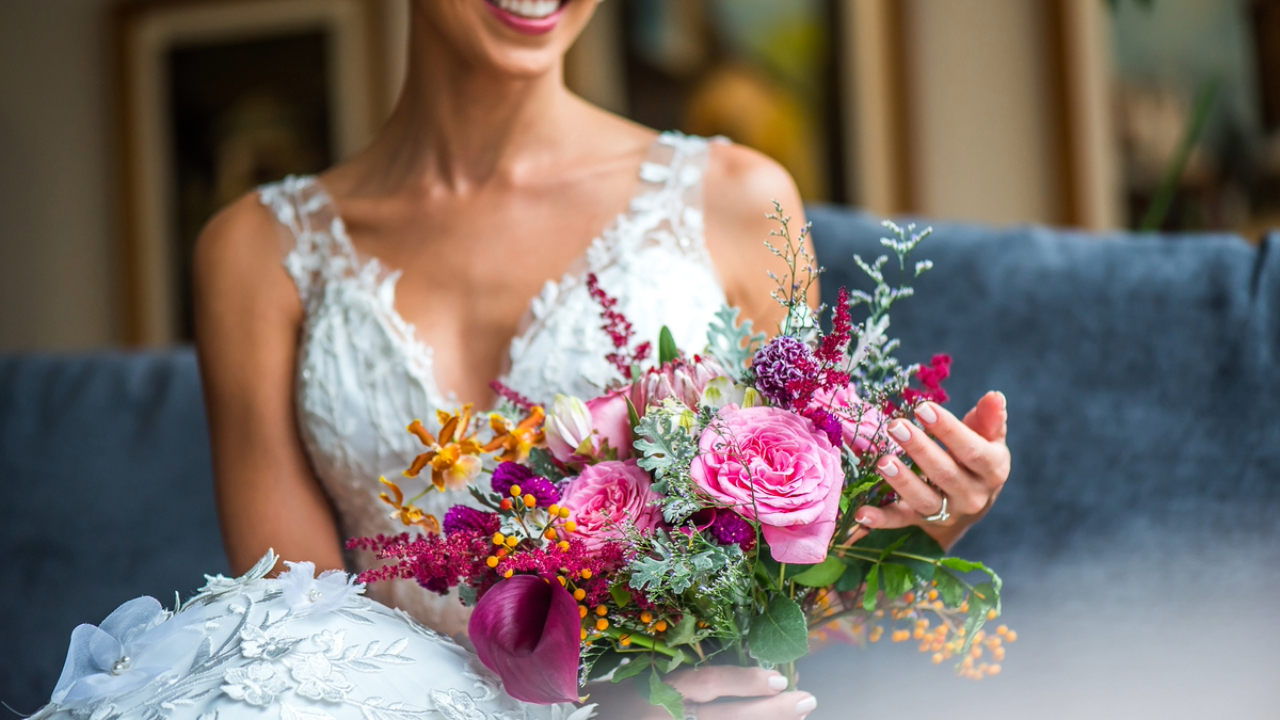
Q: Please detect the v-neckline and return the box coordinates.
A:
[304,134,674,410]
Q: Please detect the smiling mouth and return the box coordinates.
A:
[484,0,567,22]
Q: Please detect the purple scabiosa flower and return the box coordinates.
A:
[442,506,501,537]
[752,335,818,408]
[521,476,560,507]
[709,511,756,551]
[491,462,534,495]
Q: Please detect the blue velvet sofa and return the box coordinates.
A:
[2,208,1277,718]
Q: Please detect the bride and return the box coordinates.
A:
[44,1,1011,718]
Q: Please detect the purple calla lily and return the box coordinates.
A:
[468,575,581,704]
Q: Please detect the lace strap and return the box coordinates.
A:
[258,175,356,312]
[633,132,725,250]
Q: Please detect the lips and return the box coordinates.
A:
[483,0,568,36]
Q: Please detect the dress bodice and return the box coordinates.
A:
[257,132,727,637]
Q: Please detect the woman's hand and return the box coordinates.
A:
[854,391,1011,550]
[587,667,817,720]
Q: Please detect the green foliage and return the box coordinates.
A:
[610,655,651,683]
[633,407,703,523]
[641,670,686,720]
[658,326,680,365]
[960,582,1000,655]
[525,447,566,482]
[585,650,628,682]
[747,595,810,665]
[627,531,751,617]
[789,556,846,587]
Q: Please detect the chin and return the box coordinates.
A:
[417,0,596,78]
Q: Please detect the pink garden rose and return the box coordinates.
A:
[690,405,843,564]
[559,460,662,550]
[585,390,633,460]
[810,383,891,456]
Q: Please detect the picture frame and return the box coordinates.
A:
[113,0,391,345]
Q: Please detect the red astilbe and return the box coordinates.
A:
[489,380,536,411]
[348,532,492,595]
[586,273,652,379]
[902,354,952,406]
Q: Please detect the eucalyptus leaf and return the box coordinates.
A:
[747,596,810,664]
[790,556,847,587]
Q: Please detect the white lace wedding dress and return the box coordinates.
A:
[38,132,727,720]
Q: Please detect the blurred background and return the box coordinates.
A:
[0,0,1276,349]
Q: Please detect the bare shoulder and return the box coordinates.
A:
[192,190,302,337]
[702,142,813,327]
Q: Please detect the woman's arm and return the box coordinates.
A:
[703,142,818,332]
[193,194,346,576]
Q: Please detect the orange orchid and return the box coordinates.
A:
[482,405,546,463]
[404,405,486,492]
[377,476,441,534]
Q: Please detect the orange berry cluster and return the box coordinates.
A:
[484,488,576,577]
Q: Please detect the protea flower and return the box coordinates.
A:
[630,356,728,411]
[468,575,581,704]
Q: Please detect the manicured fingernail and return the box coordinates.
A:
[995,391,1007,410]
[889,421,912,443]
[768,673,789,691]
[915,403,938,424]
[796,695,818,715]
[877,458,899,477]
[857,510,877,527]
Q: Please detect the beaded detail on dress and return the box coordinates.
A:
[257,132,727,638]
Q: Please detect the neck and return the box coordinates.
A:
[370,8,578,192]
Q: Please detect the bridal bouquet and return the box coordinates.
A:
[352,210,1009,715]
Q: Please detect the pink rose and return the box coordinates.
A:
[810,384,892,456]
[585,390,633,460]
[690,405,843,564]
[559,460,662,550]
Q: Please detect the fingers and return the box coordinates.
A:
[698,691,818,720]
[855,497,926,529]
[911,402,1004,479]
[667,666,789,704]
[868,454,947,518]
[962,391,1008,443]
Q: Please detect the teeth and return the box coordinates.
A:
[495,0,558,19]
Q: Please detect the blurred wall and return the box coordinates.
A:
[903,0,1068,225]
[0,0,120,351]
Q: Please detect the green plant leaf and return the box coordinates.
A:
[933,568,966,607]
[626,396,642,434]
[586,650,628,681]
[610,584,632,608]
[706,305,766,381]
[879,563,913,600]
[747,595,810,664]
[861,564,881,611]
[610,655,652,683]
[658,326,679,365]
[642,671,686,720]
[662,649,687,673]
[665,613,701,647]
[959,582,1000,655]
[789,556,847,587]
[835,558,869,592]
